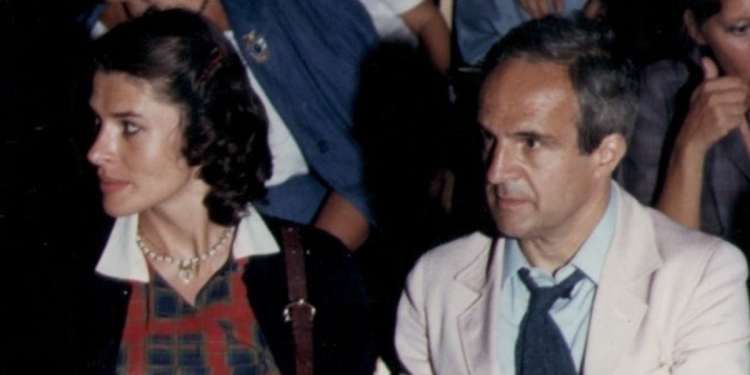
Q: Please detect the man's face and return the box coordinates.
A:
[479,60,604,241]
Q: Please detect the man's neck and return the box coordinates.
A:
[519,185,612,275]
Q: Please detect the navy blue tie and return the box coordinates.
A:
[515,268,585,375]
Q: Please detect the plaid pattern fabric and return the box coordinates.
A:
[117,258,281,375]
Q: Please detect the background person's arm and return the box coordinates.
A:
[400,1,451,75]
[657,58,750,228]
[315,191,370,251]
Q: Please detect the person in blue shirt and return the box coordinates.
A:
[88,0,446,250]
[455,0,603,65]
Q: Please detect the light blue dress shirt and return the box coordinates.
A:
[455,0,589,65]
[498,186,617,374]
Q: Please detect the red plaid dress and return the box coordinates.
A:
[116,257,281,375]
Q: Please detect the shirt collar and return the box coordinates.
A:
[95,205,280,283]
[501,185,618,285]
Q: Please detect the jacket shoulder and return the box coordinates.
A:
[648,208,748,277]
[410,231,494,283]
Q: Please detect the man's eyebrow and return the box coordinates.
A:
[511,131,553,140]
[105,111,143,119]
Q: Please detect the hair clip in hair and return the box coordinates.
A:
[243,31,270,64]
[197,48,224,83]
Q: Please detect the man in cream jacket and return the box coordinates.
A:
[395,16,750,375]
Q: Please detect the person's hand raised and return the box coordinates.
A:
[677,57,750,154]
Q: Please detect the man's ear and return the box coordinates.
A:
[684,10,708,46]
[591,133,626,178]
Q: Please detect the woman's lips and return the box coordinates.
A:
[98,177,128,193]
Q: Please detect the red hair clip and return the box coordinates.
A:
[197,48,224,83]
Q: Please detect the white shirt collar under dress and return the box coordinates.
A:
[95,205,280,283]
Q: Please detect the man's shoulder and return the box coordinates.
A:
[614,189,747,281]
[644,206,747,277]
[410,231,494,279]
[419,230,493,262]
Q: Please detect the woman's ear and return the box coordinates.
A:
[684,10,708,45]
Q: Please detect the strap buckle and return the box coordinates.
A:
[283,299,316,323]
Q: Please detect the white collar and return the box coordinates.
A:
[95,206,280,283]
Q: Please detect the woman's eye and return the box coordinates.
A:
[728,23,750,36]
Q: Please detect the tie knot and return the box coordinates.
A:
[518,268,585,312]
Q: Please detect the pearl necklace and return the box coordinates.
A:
[136,226,235,284]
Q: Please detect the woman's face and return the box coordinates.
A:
[689,0,750,83]
[87,72,201,217]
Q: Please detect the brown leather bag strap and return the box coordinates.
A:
[281,224,314,375]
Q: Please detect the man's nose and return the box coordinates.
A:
[486,142,518,184]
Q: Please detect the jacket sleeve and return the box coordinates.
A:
[672,240,750,375]
[395,258,434,375]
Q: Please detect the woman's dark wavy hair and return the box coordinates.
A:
[92,9,272,226]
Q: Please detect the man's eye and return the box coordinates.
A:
[484,135,495,147]
[123,122,140,135]
[480,129,496,147]
[524,137,540,149]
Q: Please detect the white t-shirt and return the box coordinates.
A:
[359,0,422,44]
[224,31,309,187]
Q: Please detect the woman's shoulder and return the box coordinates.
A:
[641,58,697,97]
[244,214,375,375]
[258,214,353,260]
[245,214,362,298]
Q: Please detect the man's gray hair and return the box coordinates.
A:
[482,15,639,154]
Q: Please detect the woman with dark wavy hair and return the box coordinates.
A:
[81,9,374,374]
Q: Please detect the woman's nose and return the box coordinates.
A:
[87,126,113,166]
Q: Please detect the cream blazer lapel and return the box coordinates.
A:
[455,237,505,375]
[583,186,662,375]
[450,186,661,375]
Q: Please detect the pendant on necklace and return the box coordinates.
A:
[178,261,198,284]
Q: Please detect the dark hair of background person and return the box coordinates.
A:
[614,0,721,61]
[481,15,639,154]
[685,0,722,25]
[92,9,272,226]
[596,0,684,65]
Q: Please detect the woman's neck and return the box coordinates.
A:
[137,193,230,260]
